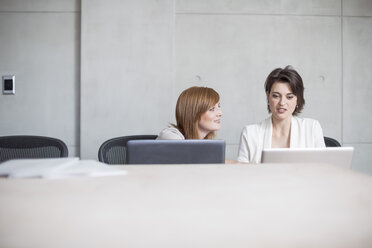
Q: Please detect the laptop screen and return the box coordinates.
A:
[261,147,354,169]
[126,139,225,164]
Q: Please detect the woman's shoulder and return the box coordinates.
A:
[241,117,271,134]
[293,116,319,125]
[292,116,322,128]
[242,123,260,133]
[157,126,185,140]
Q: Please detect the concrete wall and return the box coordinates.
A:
[0,0,371,174]
[0,0,80,156]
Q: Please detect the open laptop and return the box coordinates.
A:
[126,140,225,164]
[261,147,354,169]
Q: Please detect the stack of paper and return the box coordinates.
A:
[0,158,127,179]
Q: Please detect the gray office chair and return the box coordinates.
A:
[98,135,157,164]
[0,135,68,163]
[324,136,341,147]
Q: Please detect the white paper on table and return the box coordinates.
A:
[44,160,127,179]
[0,158,127,179]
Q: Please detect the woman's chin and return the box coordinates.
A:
[273,113,290,121]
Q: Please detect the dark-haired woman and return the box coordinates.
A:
[237,66,325,163]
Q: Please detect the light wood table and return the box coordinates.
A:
[0,163,372,248]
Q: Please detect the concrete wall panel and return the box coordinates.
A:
[345,143,372,174]
[81,0,174,159]
[343,0,372,16]
[343,17,372,143]
[0,12,80,156]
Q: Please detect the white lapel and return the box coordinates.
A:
[289,116,298,148]
[263,116,272,149]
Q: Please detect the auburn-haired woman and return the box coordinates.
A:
[157,86,222,140]
[237,66,325,163]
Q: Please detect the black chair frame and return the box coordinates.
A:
[324,136,341,147]
[98,135,157,165]
[0,135,68,163]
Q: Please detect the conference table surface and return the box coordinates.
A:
[0,162,372,248]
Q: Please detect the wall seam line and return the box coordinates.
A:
[176,12,341,18]
[341,0,344,144]
[0,11,79,13]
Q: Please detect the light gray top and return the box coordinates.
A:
[156,125,185,140]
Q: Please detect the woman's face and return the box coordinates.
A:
[198,102,223,137]
[267,81,297,121]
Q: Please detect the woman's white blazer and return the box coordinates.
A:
[237,116,326,163]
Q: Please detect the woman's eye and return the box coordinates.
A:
[209,107,215,111]
[272,94,279,98]
[287,95,294,99]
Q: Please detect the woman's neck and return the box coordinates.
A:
[271,116,292,148]
[198,129,208,139]
[272,116,291,133]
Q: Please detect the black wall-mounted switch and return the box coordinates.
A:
[3,75,15,95]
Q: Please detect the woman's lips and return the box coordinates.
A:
[277,108,286,113]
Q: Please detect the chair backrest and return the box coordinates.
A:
[98,135,158,164]
[324,136,341,147]
[0,135,68,163]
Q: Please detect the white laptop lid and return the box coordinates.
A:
[126,139,225,164]
[261,147,354,169]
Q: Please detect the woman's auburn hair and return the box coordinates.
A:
[174,86,220,139]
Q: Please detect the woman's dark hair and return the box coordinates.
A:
[264,65,305,115]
